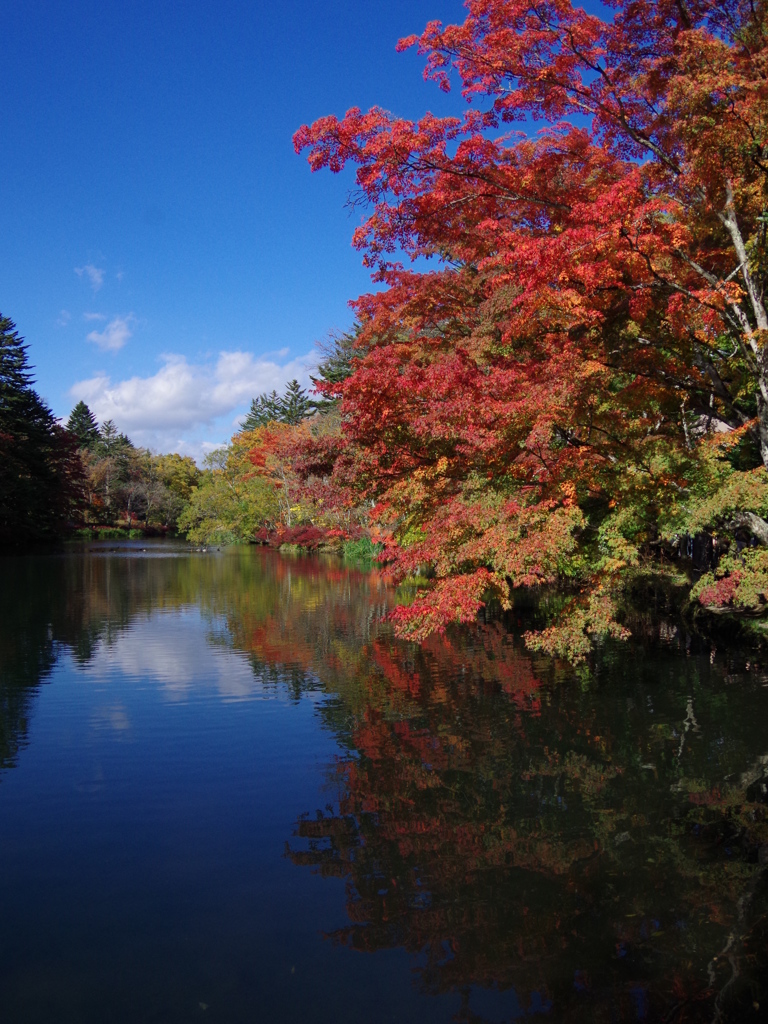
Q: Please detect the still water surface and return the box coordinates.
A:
[0,542,766,1022]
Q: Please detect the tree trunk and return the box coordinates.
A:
[759,350,768,467]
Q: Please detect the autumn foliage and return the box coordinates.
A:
[292,0,768,654]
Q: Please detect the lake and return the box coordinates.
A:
[0,541,766,1023]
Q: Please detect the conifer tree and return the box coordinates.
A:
[242,383,313,430]
[280,379,312,425]
[66,401,100,449]
[0,315,81,545]
[242,390,282,430]
[96,419,133,456]
[310,327,359,412]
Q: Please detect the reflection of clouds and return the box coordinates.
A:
[91,703,131,733]
[81,611,263,702]
[73,762,106,794]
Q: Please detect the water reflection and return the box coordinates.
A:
[0,543,766,1022]
[286,630,768,1021]
[0,541,390,716]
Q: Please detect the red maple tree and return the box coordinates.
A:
[295,1,768,654]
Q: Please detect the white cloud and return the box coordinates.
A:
[87,314,134,352]
[75,264,105,291]
[69,348,317,455]
[57,310,71,327]
[83,311,106,322]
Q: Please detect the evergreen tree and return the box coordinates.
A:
[242,390,282,430]
[280,379,312,425]
[66,401,100,449]
[310,326,360,412]
[96,419,133,456]
[0,315,81,545]
[90,420,134,517]
[242,383,313,430]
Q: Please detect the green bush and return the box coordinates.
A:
[342,536,384,565]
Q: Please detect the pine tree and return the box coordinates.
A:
[96,419,133,456]
[310,327,360,412]
[66,401,100,449]
[242,390,282,430]
[0,315,81,545]
[242,384,313,430]
[280,379,312,425]
[89,419,134,517]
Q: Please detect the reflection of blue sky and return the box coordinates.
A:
[3,600,460,1024]
[77,609,271,703]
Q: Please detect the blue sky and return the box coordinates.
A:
[1,0,467,457]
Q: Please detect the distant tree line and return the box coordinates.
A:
[1,311,356,548]
[177,330,360,545]
[64,401,200,530]
[0,314,201,544]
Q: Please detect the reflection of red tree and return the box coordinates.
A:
[204,548,765,1021]
[222,553,390,686]
[283,629,765,1023]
